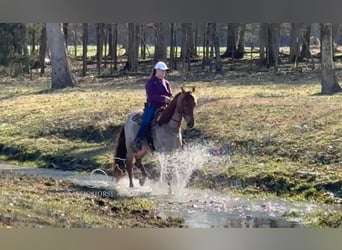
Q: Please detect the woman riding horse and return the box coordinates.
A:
[113,86,197,188]
[134,61,173,151]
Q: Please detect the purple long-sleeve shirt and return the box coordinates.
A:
[145,75,173,108]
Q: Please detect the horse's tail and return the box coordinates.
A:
[113,126,127,170]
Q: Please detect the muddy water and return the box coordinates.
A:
[0,142,327,228]
[0,163,320,228]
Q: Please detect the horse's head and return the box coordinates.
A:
[177,87,197,128]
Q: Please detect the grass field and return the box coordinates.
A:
[0,63,342,227]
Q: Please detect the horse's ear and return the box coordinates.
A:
[192,86,195,92]
[181,87,185,93]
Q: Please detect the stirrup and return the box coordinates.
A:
[134,139,142,151]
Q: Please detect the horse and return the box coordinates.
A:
[112,87,197,188]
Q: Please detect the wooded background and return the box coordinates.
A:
[0,23,341,94]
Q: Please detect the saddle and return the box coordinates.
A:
[132,106,166,150]
[132,107,165,127]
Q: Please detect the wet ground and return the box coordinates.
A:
[0,163,323,228]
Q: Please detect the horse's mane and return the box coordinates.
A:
[158,92,182,124]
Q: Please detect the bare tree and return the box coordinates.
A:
[289,23,304,63]
[180,23,195,60]
[211,23,222,74]
[237,23,246,54]
[268,23,281,70]
[127,22,139,72]
[222,23,242,58]
[300,24,312,59]
[169,22,177,70]
[320,23,342,94]
[38,24,47,76]
[96,23,104,75]
[82,23,88,77]
[63,23,68,49]
[154,22,168,62]
[259,23,267,63]
[112,24,118,70]
[46,23,75,89]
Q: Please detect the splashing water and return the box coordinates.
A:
[155,141,222,196]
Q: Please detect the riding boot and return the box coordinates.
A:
[134,138,143,151]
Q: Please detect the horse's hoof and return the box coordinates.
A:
[139,177,146,186]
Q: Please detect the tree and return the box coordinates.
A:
[46,23,75,89]
[237,23,246,55]
[38,24,47,76]
[82,23,88,76]
[320,23,342,94]
[153,22,168,62]
[127,23,139,72]
[96,23,104,76]
[209,23,222,74]
[289,23,304,63]
[300,24,311,59]
[259,23,280,69]
[169,22,177,70]
[0,23,27,66]
[222,23,244,59]
[180,23,195,60]
[267,23,281,70]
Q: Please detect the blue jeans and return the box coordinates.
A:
[135,106,157,141]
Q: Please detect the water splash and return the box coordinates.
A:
[155,141,224,196]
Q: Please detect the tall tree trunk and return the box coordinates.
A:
[82,23,88,77]
[22,24,29,56]
[39,24,47,76]
[201,23,207,69]
[174,26,178,70]
[169,22,176,70]
[140,24,146,60]
[113,24,118,70]
[46,23,75,89]
[180,23,195,60]
[259,23,267,63]
[210,23,222,74]
[289,23,304,63]
[181,23,187,68]
[73,24,78,57]
[237,23,246,53]
[63,23,68,50]
[265,23,280,70]
[103,24,107,69]
[194,23,198,57]
[320,23,342,94]
[154,22,168,62]
[127,23,139,72]
[16,24,27,55]
[107,24,113,57]
[332,23,340,58]
[222,23,239,58]
[31,25,36,54]
[96,23,104,76]
[300,24,311,58]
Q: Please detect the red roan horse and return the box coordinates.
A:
[112,87,197,188]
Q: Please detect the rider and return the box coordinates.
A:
[134,61,173,150]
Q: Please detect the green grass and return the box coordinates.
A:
[0,68,341,205]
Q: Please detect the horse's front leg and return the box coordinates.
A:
[135,159,147,186]
[135,147,149,186]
